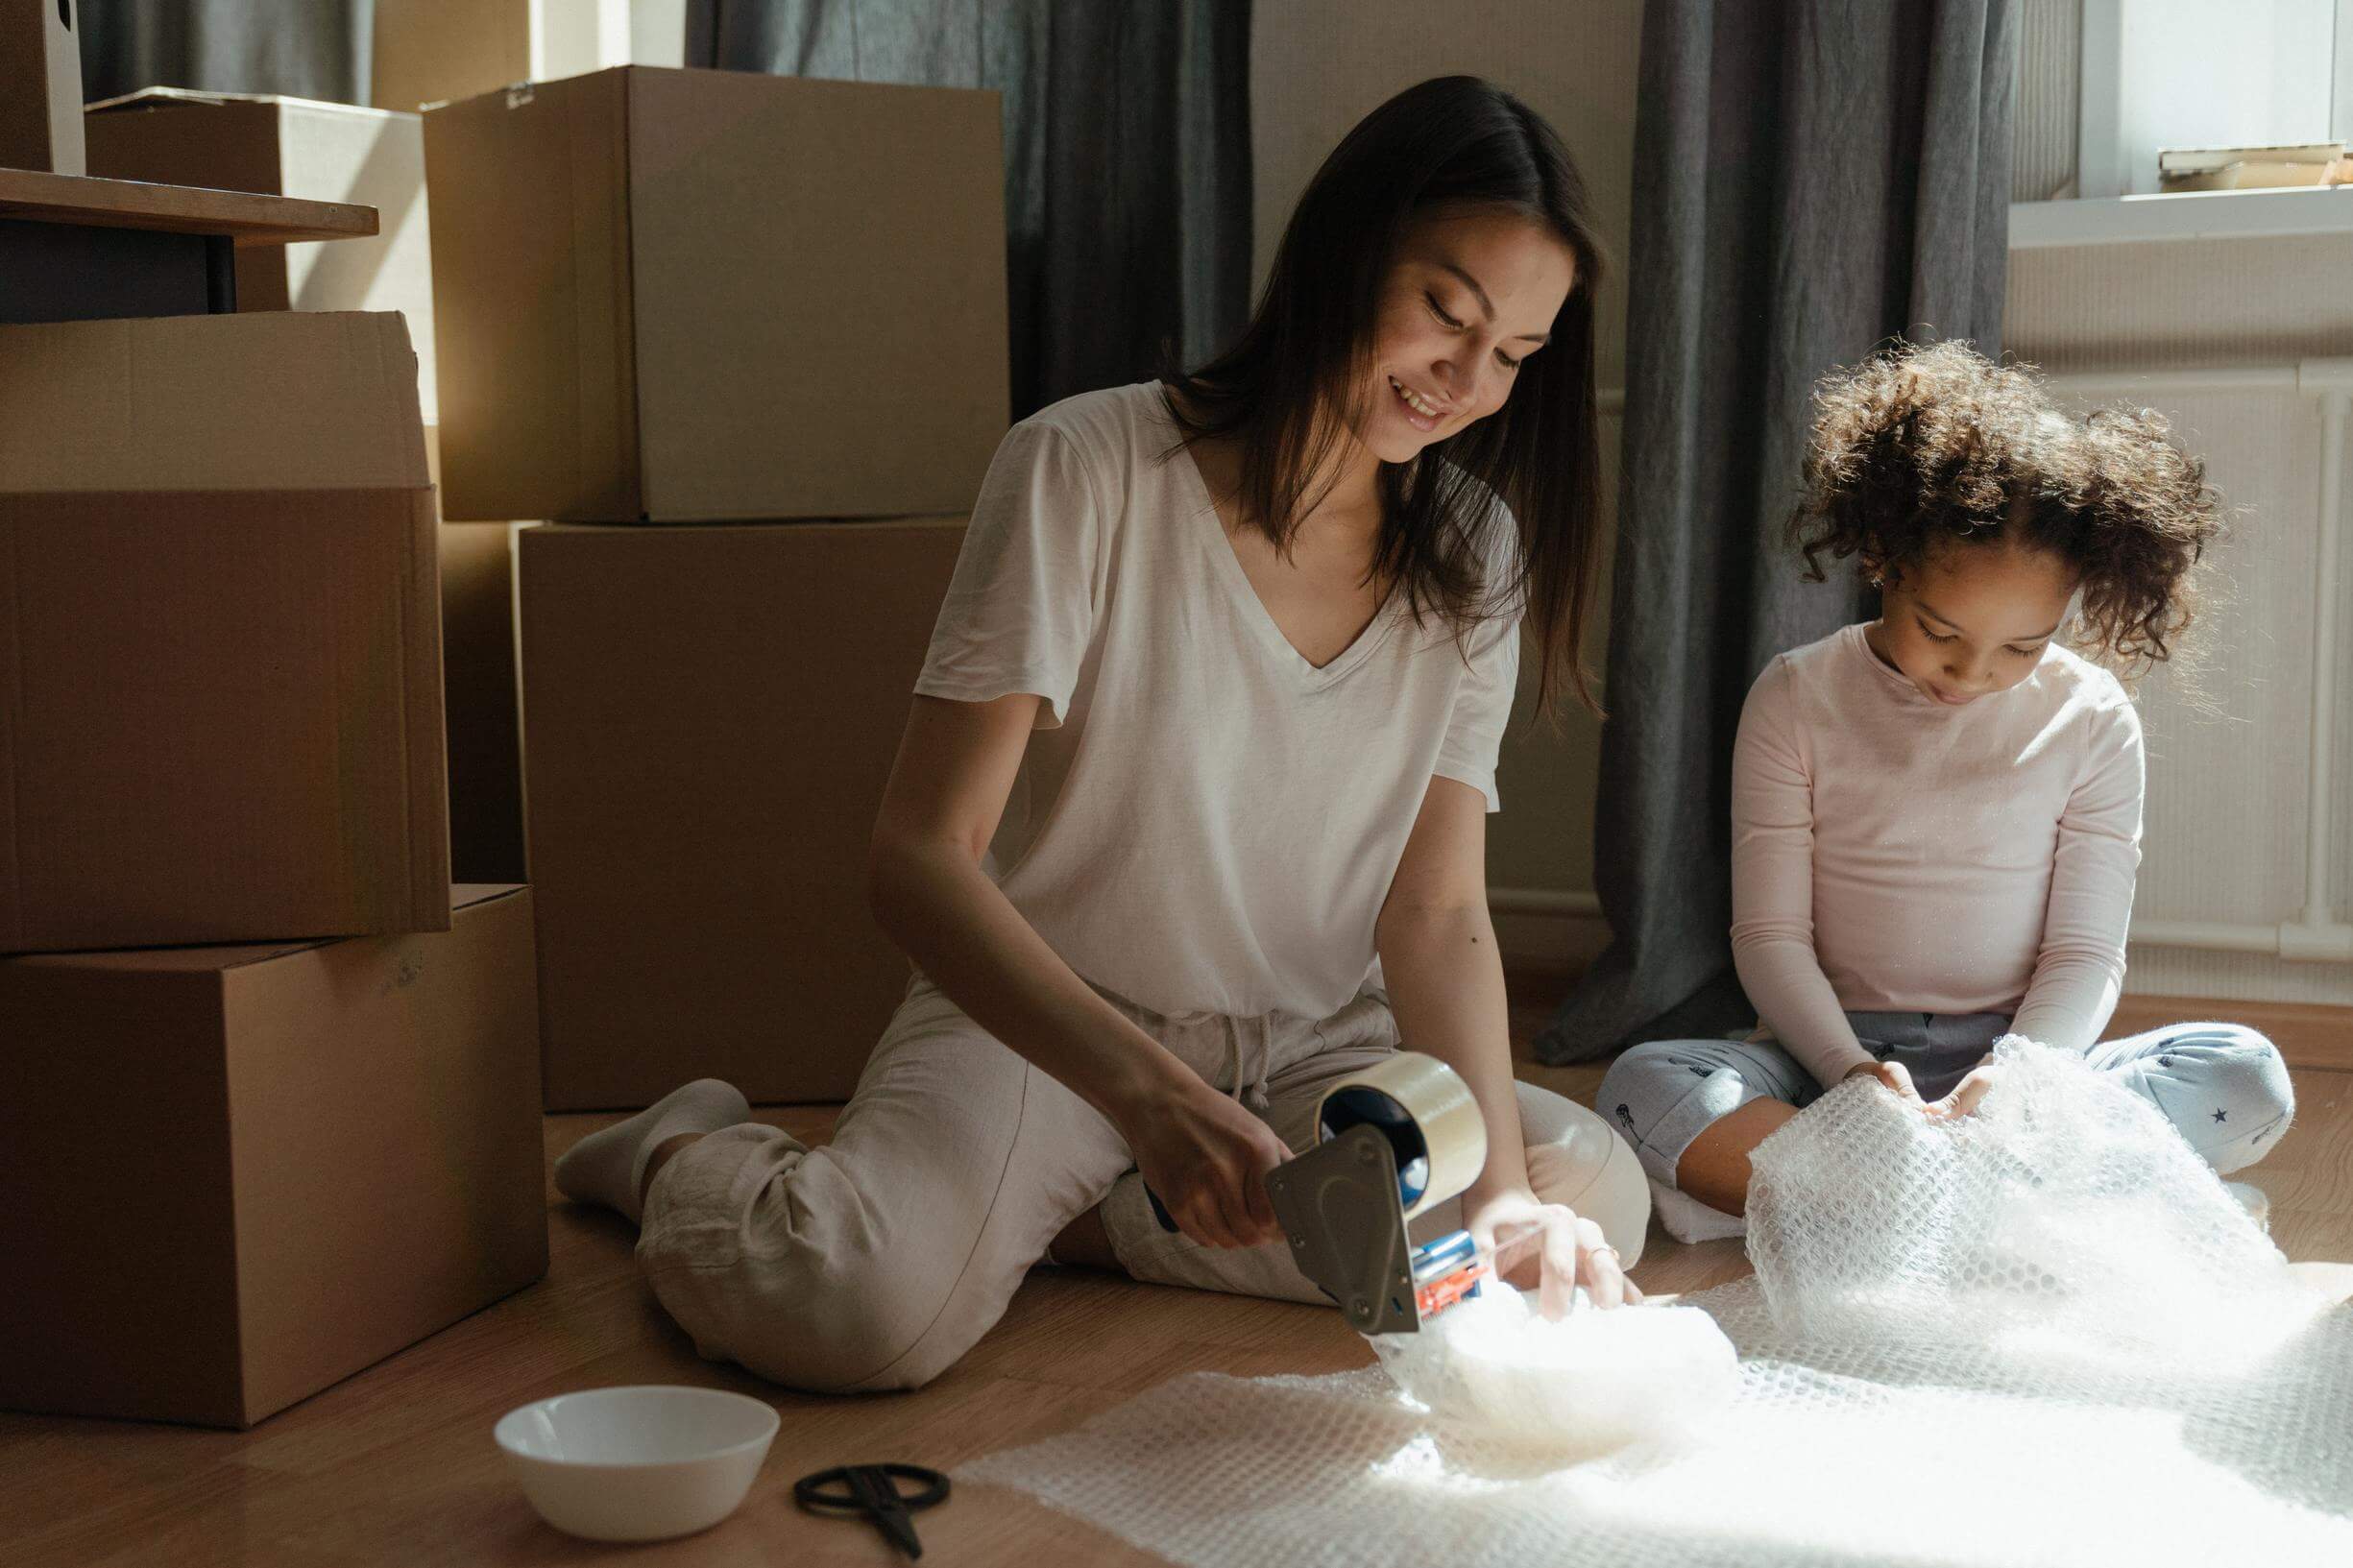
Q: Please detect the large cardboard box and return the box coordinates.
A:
[425,66,1007,523]
[0,886,545,1429]
[0,0,85,175]
[522,519,963,1108]
[372,0,685,114]
[0,311,450,953]
[83,89,442,422]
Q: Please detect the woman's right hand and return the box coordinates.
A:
[1120,1074,1294,1250]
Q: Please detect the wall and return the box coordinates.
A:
[1249,0,1642,969]
[2004,0,2353,1005]
[2009,239,2353,1007]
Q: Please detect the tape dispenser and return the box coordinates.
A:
[1149,1052,1492,1335]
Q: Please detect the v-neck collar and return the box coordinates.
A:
[1157,388,1401,686]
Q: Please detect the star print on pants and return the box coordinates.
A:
[2212,1108,2228,1123]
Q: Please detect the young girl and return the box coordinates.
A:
[1602,339,2295,1241]
[552,76,1653,1393]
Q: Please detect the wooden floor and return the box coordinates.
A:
[7,994,2351,1567]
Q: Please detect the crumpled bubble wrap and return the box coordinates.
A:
[968,1041,2353,1567]
[1367,1284,1737,1461]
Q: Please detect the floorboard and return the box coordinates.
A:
[4,995,2347,1566]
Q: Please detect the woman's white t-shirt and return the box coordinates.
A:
[913,381,1523,1022]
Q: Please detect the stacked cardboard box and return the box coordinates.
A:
[0,311,545,1427]
[426,64,1008,1107]
[0,885,544,1428]
[424,65,1006,522]
[522,520,965,1107]
[0,312,449,950]
[83,89,527,883]
[84,89,442,421]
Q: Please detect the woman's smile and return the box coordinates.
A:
[1388,374,1452,430]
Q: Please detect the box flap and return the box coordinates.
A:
[83,86,271,114]
[85,86,411,122]
[0,313,428,493]
[85,85,246,113]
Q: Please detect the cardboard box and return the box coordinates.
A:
[425,426,528,883]
[0,311,450,953]
[442,519,527,882]
[375,0,533,112]
[0,885,546,1429]
[425,65,1007,522]
[0,0,85,175]
[522,519,963,1108]
[372,0,684,114]
[2157,141,2352,191]
[83,89,442,422]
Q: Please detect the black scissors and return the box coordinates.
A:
[793,1462,950,1559]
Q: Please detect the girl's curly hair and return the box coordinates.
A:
[1788,338,2229,681]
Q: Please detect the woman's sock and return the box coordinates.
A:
[554,1078,750,1224]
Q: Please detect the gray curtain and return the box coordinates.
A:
[1539,0,2019,1063]
[78,0,372,105]
[685,0,1252,419]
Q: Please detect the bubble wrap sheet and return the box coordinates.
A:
[967,1042,2353,1567]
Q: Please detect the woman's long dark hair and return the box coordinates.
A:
[1163,75,1608,716]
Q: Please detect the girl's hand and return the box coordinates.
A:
[1843,1058,1925,1109]
[1465,1184,1642,1318]
[1120,1074,1293,1250]
[1927,1065,2000,1120]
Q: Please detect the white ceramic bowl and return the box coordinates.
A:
[494,1386,781,1542]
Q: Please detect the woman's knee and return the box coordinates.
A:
[641,1160,1000,1392]
[651,1245,981,1394]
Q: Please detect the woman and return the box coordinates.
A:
[555,75,1652,1393]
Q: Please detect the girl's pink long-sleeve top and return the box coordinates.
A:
[1730,623,2145,1087]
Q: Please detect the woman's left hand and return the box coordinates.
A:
[1463,1184,1642,1318]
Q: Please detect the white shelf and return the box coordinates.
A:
[2009,185,2353,249]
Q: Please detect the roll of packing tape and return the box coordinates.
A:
[1313,1052,1488,1221]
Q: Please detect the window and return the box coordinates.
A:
[2074,0,2353,198]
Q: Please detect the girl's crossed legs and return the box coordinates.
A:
[1599,1012,2294,1220]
